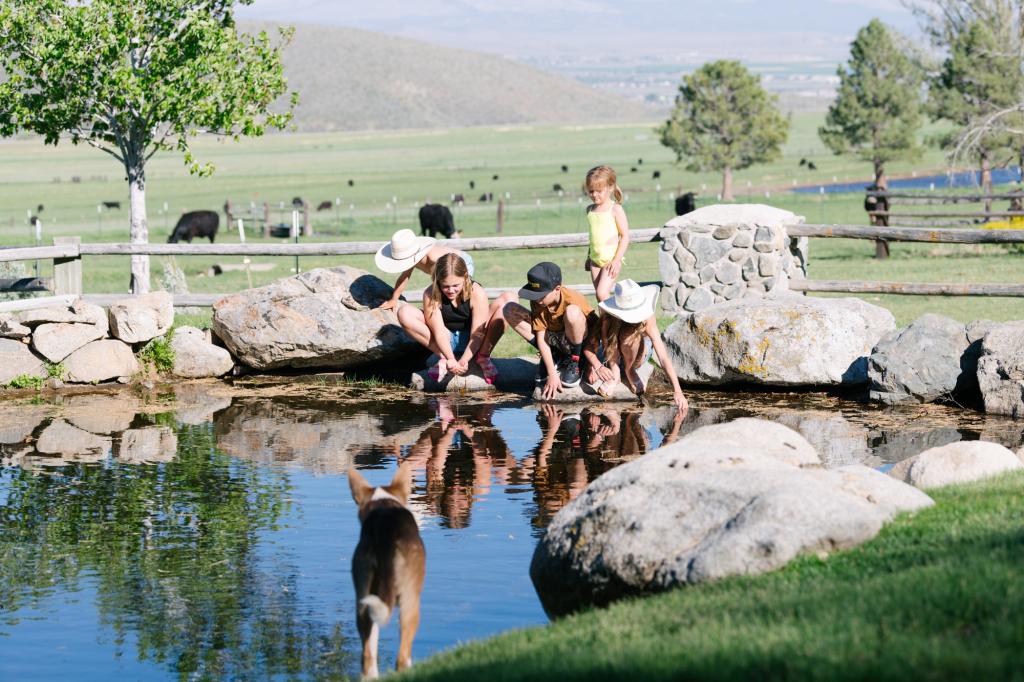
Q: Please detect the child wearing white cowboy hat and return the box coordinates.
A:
[374,228,476,310]
[587,279,688,414]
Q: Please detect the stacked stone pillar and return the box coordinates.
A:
[658,204,809,314]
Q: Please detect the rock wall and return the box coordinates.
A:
[658,204,808,314]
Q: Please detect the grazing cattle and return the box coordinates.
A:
[553,183,564,193]
[317,200,333,211]
[469,180,476,189]
[452,194,465,204]
[28,216,40,228]
[348,179,355,187]
[36,204,44,213]
[652,170,661,180]
[560,165,569,173]
[807,161,817,171]
[799,158,808,167]
[478,192,493,202]
[492,174,499,181]
[675,192,696,216]
[102,201,121,209]
[637,158,643,165]
[168,210,219,243]
[630,167,637,173]
[419,203,458,238]
[864,184,889,226]
[71,176,81,183]
[291,196,305,209]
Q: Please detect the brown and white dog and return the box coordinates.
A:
[348,463,426,679]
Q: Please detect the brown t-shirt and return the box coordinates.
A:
[531,286,594,333]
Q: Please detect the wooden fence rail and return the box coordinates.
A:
[1,224,1022,311]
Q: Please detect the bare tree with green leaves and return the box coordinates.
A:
[658,60,789,201]
[819,19,924,187]
[0,1,296,293]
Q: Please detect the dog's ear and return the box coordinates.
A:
[384,462,413,505]
[348,467,374,507]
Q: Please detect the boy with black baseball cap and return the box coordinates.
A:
[502,261,598,399]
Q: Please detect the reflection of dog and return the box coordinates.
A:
[348,464,426,679]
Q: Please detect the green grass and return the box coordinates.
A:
[138,331,176,373]
[1,113,1021,334]
[400,472,1024,682]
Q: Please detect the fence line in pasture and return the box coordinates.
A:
[1,223,1022,311]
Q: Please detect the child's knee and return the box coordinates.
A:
[564,305,585,325]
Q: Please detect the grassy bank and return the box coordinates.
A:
[400,471,1024,681]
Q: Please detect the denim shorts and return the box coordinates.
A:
[449,329,470,355]
[457,251,475,277]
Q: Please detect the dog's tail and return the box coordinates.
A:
[359,595,392,627]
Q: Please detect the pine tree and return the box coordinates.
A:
[819,19,924,186]
[658,61,789,201]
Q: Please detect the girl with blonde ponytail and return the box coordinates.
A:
[584,165,631,302]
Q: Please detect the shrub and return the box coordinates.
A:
[138,329,176,373]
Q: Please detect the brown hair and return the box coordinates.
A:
[427,252,472,315]
[585,165,623,203]
[600,315,645,369]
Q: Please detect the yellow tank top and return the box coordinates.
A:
[587,210,619,266]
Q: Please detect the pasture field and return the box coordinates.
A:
[1,112,1021,338]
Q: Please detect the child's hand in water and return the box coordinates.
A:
[450,358,470,376]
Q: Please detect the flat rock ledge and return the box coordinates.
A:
[663,293,895,386]
[530,418,932,618]
[411,357,537,393]
[212,266,419,371]
[888,440,1023,489]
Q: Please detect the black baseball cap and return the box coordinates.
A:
[518,262,562,301]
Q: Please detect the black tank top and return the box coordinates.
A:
[441,286,473,332]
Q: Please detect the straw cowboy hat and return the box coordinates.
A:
[598,279,659,324]
[375,229,436,273]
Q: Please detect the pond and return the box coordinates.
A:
[1,380,1022,680]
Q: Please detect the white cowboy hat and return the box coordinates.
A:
[374,229,436,273]
[598,279,659,324]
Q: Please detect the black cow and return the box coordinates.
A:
[675,192,696,216]
[492,174,499,181]
[637,158,643,165]
[553,183,564,192]
[469,180,476,189]
[799,158,808,167]
[478,192,493,202]
[317,200,333,211]
[168,210,219,243]
[348,179,355,187]
[102,201,121,209]
[630,167,637,173]
[419,203,457,238]
[291,196,305,209]
[652,170,661,180]
[560,165,569,173]
[807,161,817,171]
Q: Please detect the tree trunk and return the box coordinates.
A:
[873,159,886,187]
[721,167,733,201]
[128,163,150,294]
[872,158,889,259]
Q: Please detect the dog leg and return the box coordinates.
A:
[357,607,379,679]
[396,593,420,671]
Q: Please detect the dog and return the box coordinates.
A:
[348,463,426,679]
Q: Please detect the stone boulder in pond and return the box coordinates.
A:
[212,266,419,371]
[976,321,1024,418]
[888,440,1023,489]
[64,339,139,383]
[0,338,46,385]
[170,326,234,378]
[867,314,974,405]
[663,294,895,386]
[108,291,174,344]
[529,418,932,617]
[32,321,107,363]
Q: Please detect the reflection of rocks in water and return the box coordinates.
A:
[0,404,49,444]
[867,426,963,466]
[117,427,177,464]
[172,383,233,425]
[61,393,141,434]
[214,399,433,475]
[33,419,111,464]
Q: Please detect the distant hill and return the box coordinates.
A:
[244,22,651,132]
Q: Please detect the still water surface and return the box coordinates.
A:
[1,383,1022,680]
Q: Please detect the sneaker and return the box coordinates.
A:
[558,356,582,388]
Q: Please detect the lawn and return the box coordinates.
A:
[398,472,1024,682]
[1,112,1021,335]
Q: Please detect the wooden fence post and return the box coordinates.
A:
[496,200,504,234]
[303,200,313,237]
[53,236,82,296]
[263,202,271,239]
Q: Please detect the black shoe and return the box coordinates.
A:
[559,356,581,388]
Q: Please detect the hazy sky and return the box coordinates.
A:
[238,0,920,61]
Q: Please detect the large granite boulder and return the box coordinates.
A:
[530,418,932,617]
[976,321,1024,418]
[64,339,140,383]
[868,314,974,404]
[108,291,174,344]
[663,294,895,386]
[170,326,234,378]
[0,338,47,385]
[0,313,30,339]
[17,299,107,328]
[211,266,419,371]
[888,440,1023,489]
[32,322,107,363]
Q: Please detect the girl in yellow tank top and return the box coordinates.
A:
[584,165,631,302]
